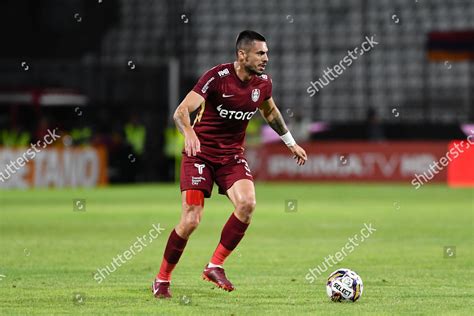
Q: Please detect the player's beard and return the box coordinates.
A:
[244,64,262,75]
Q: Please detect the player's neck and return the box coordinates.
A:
[233,62,253,82]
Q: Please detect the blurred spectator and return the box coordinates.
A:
[35,117,51,141]
[366,107,385,141]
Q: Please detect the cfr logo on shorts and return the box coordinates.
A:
[194,163,205,175]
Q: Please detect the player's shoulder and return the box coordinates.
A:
[205,63,233,79]
[254,72,272,85]
[256,72,271,81]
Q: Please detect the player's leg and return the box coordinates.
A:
[158,190,204,279]
[175,190,205,238]
[153,190,204,298]
[210,179,255,266]
[202,155,255,291]
[153,154,213,298]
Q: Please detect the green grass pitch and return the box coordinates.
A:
[0,183,472,315]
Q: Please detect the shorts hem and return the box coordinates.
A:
[217,177,254,195]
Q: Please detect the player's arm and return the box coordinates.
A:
[173,90,204,156]
[259,97,307,165]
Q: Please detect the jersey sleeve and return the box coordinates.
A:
[192,67,218,99]
[265,76,273,100]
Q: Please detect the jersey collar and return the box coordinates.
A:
[230,62,255,86]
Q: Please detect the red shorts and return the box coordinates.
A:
[180,152,253,198]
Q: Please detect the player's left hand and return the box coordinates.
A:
[289,144,307,166]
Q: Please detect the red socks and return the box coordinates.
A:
[210,213,249,265]
[157,213,249,281]
[157,229,188,281]
[210,244,232,265]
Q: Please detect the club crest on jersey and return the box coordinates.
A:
[251,89,260,102]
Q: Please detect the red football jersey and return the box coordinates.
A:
[192,63,272,156]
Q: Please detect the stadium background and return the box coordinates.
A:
[0,0,472,315]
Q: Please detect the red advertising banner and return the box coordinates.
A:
[246,142,449,182]
[447,140,474,187]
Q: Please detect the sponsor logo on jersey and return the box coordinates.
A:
[251,89,260,102]
[216,104,258,120]
[218,68,230,77]
[259,74,268,80]
[222,93,234,98]
[201,77,215,94]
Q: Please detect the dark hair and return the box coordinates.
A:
[236,30,266,54]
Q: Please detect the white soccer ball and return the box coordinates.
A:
[326,268,363,302]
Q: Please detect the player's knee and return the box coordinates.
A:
[236,197,256,214]
[182,203,203,230]
[185,217,200,231]
[235,198,255,223]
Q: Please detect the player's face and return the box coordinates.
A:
[242,41,269,75]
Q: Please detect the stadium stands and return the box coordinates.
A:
[1,0,471,123]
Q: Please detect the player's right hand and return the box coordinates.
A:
[184,130,201,156]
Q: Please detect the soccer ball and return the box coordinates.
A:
[326,268,363,302]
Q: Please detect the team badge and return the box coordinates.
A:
[251,89,260,102]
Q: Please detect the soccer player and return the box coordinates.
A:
[152,30,307,298]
